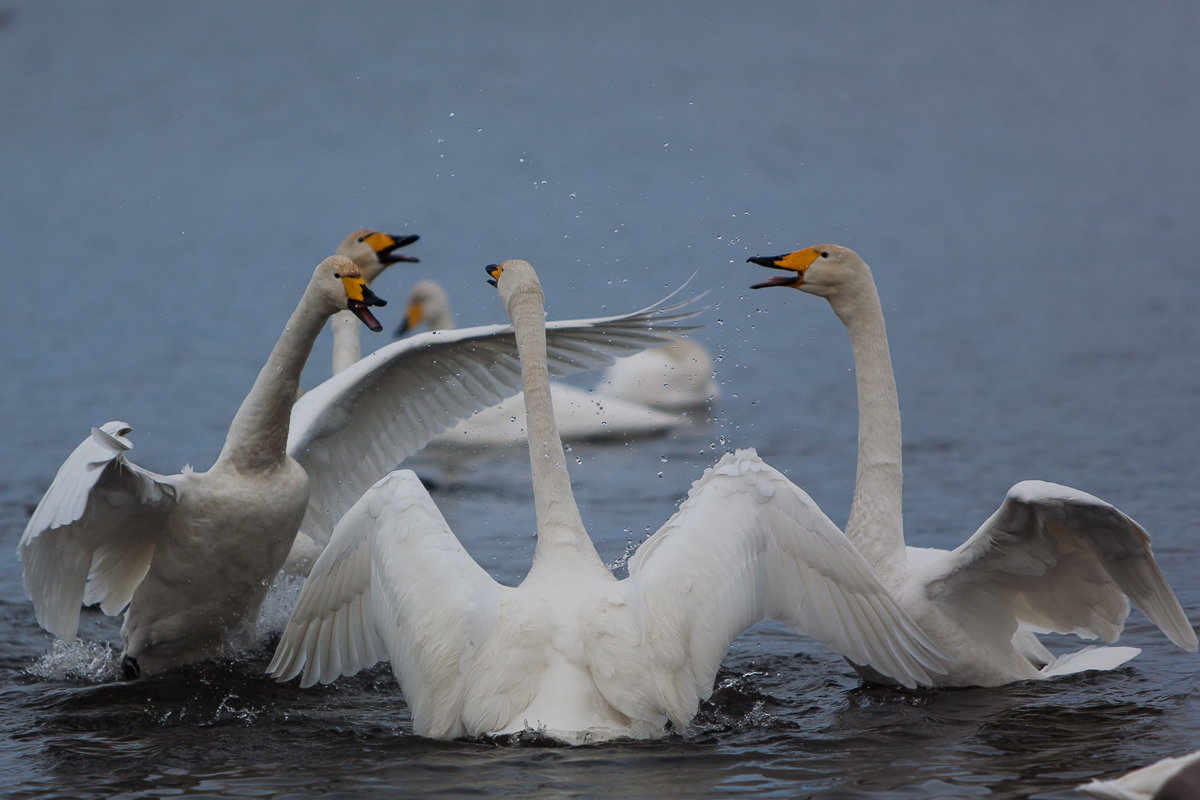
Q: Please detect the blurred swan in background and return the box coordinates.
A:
[594,338,718,410]
[748,243,1196,687]
[268,259,948,742]
[393,279,689,446]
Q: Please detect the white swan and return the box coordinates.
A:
[21,260,699,676]
[19,256,388,678]
[1079,750,1200,799]
[748,244,1197,686]
[328,228,419,375]
[267,259,949,742]
[393,279,688,445]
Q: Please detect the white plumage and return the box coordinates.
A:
[749,244,1196,686]
[268,259,949,742]
[595,338,719,410]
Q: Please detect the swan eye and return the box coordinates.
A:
[820,251,829,258]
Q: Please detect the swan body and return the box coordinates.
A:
[595,338,719,410]
[1079,750,1200,800]
[20,256,387,676]
[749,244,1196,687]
[268,259,950,742]
[393,280,688,445]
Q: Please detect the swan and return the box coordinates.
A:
[328,228,419,375]
[747,244,1197,686]
[1079,750,1200,800]
[267,259,950,742]
[392,279,688,445]
[19,255,388,678]
[21,258,700,676]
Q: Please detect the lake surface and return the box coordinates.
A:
[2,2,1199,797]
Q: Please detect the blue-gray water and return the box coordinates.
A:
[3,2,1199,797]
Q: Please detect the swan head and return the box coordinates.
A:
[485,260,543,309]
[315,255,388,331]
[396,280,453,336]
[336,229,420,283]
[747,244,865,299]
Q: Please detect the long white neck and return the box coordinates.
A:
[216,286,329,473]
[506,285,605,573]
[827,272,907,580]
[330,310,362,374]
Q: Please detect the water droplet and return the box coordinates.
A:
[656,471,663,478]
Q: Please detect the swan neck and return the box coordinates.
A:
[330,310,363,374]
[507,287,602,570]
[217,285,327,472]
[830,277,906,575]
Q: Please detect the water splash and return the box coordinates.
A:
[25,639,123,683]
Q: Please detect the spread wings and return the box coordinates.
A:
[590,449,949,726]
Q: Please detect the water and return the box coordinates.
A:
[3,1,1199,797]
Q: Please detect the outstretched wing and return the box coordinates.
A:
[267,470,510,737]
[18,422,177,639]
[915,480,1196,653]
[591,449,948,727]
[287,295,702,551]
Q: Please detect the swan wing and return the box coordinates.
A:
[917,480,1197,652]
[596,449,947,725]
[18,422,177,639]
[268,471,511,736]
[287,296,702,551]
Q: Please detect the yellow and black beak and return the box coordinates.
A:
[485,263,503,287]
[395,297,424,337]
[747,248,821,289]
[365,231,421,264]
[341,274,388,331]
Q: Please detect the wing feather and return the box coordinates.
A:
[18,422,177,639]
[915,480,1196,652]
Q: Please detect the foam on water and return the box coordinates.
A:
[25,638,123,683]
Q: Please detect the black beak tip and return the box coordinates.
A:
[486,278,498,287]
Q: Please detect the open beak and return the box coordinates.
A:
[485,263,503,287]
[747,248,819,289]
[367,232,421,264]
[341,275,388,331]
